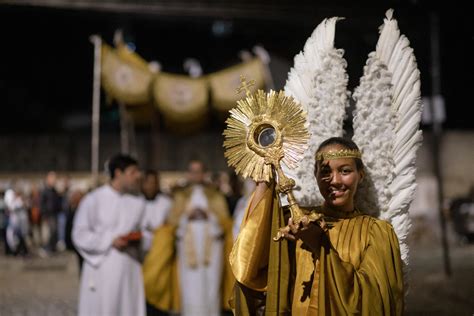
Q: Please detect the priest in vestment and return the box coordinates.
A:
[143,159,234,315]
[73,154,150,316]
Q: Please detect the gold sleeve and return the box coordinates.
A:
[229,184,292,315]
[229,186,275,291]
[318,219,404,315]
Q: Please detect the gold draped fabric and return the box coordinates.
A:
[142,224,181,311]
[230,185,404,315]
[143,185,235,312]
[101,43,153,105]
[115,43,150,70]
[208,58,266,113]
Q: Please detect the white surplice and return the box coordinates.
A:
[72,185,147,316]
[141,193,172,252]
[176,185,223,316]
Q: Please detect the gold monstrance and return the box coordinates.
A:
[223,76,323,241]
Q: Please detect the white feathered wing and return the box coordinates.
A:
[352,9,423,265]
[282,17,350,207]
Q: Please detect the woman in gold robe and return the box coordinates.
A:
[230,137,404,315]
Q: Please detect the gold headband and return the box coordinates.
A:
[316,149,362,161]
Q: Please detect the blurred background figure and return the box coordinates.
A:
[65,188,85,274]
[4,188,30,257]
[225,172,243,218]
[29,186,42,248]
[173,159,232,316]
[39,171,61,256]
[140,169,172,251]
[0,190,8,255]
[56,175,72,252]
[72,154,147,316]
[142,169,161,201]
[449,184,474,245]
[232,178,256,240]
[140,169,172,316]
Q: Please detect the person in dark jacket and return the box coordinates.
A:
[40,171,62,254]
[65,189,85,274]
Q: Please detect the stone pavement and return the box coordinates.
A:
[0,250,79,316]
[0,238,473,315]
[406,242,474,315]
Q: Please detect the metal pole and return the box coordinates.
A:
[149,106,160,171]
[90,35,102,187]
[430,12,451,277]
[128,110,137,159]
[118,101,130,155]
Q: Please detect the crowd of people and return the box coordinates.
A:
[0,171,84,259]
[72,154,258,316]
[0,153,254,316]
[3,142,454,315]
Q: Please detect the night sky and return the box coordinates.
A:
[0,2,472,134]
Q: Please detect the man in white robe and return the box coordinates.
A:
[73,154,148,316]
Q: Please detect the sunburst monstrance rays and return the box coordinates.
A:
[223,89,309,182]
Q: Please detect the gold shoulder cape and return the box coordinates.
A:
[142,185,235,312]
[230,185,404,315]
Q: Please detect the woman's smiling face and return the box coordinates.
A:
[315,144,364,212]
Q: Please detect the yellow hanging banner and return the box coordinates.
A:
[101,44,153,105]
[208,58,266,112]
[152,72,208,123]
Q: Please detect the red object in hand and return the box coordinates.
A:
[122,231,142,242]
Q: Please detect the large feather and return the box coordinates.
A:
[282,17,350,206]
[352,9,423,267]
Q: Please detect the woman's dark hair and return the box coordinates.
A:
[315,137,364,171]
[107,154,138,179]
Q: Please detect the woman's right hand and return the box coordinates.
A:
[283,217,324,256]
